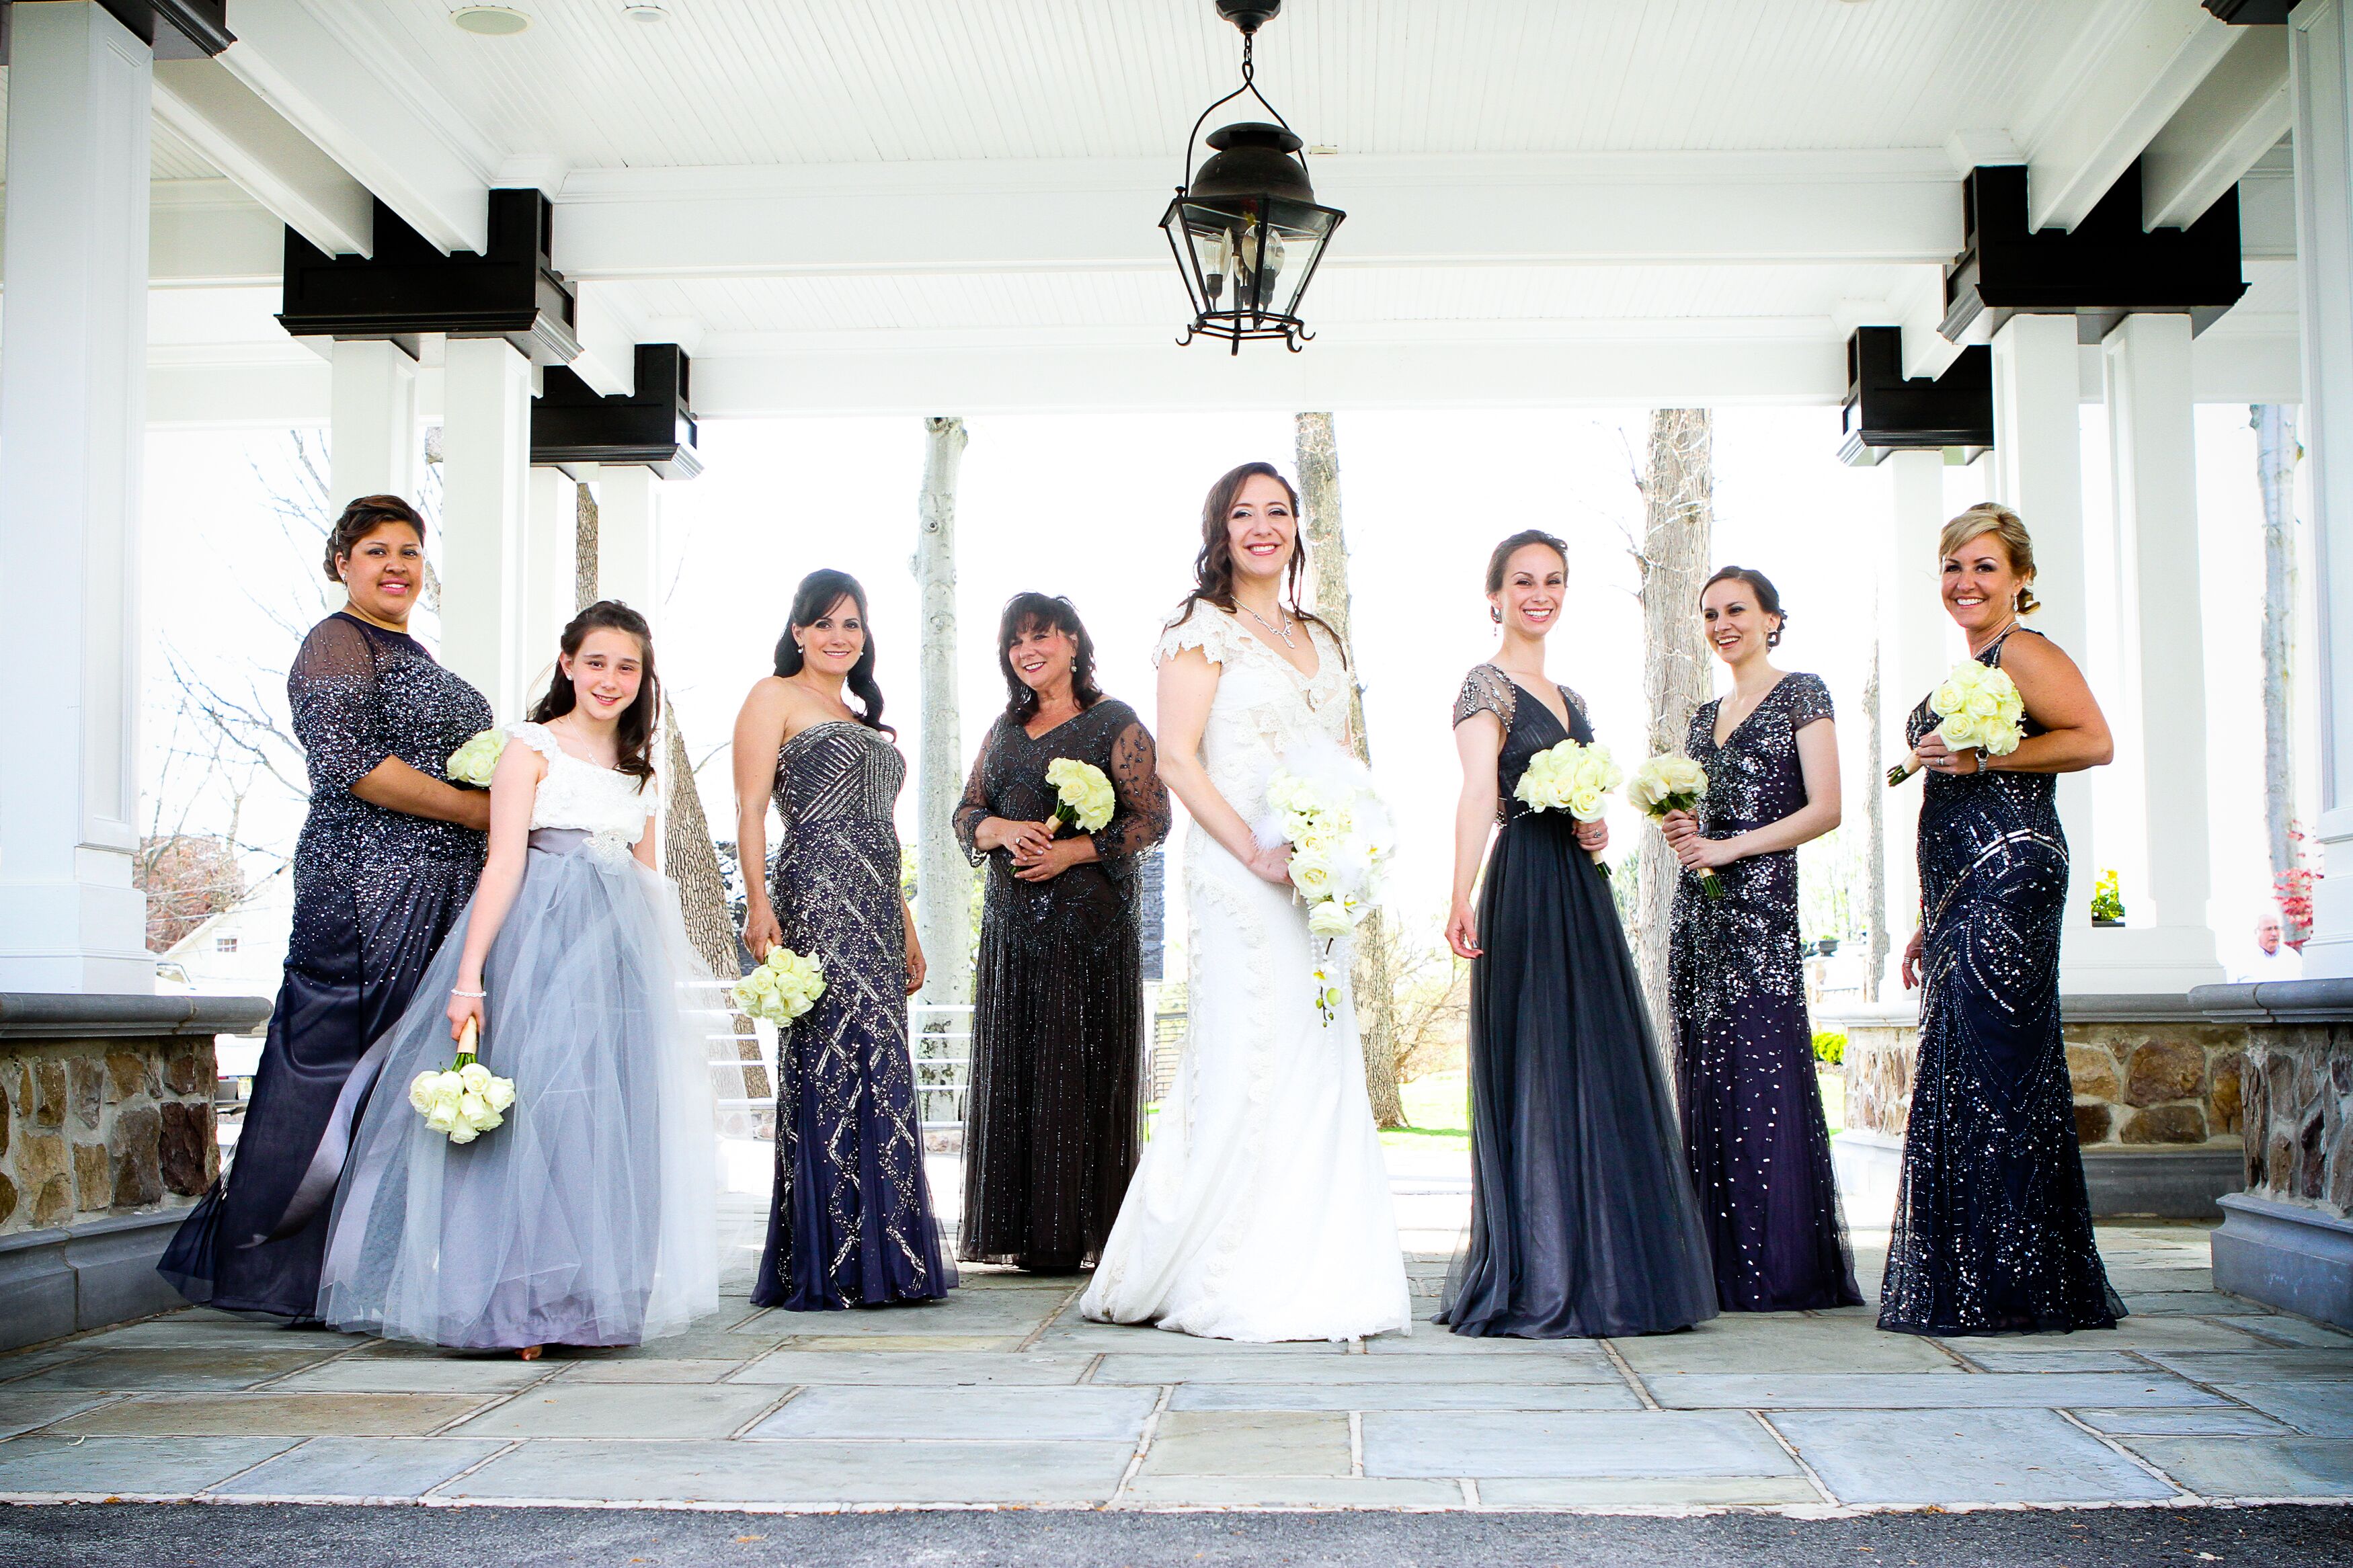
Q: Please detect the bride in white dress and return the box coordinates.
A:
[1082,462,1410,1343]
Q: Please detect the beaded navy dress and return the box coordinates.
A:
[1880,627,2123,1335]
[160,612,489,1317]
[1670,673,1863,1313]
[953,700,1170,1272]
[752,720,957,1310]
[1438,665,1718,1338]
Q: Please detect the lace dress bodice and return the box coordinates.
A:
[1154,608,1352,821]
[506,721,655,863]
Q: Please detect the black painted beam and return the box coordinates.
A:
[1838,327,1993,468]
[2203,1,2297,23]
[1941,162,2248,345]
[531,345,702,481]
[277,189,580,368]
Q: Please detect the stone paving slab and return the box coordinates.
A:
[1947,1316,2271,1354]
[1361,1411,1798,1479]
[749,1385,1157,1442]
[1140,1410,1351,1476]
[451,1384,781,1438]
[1099,1353,1620,1385]
[0,1391,111,1439]
[1115,1475,1465,1507]
[737,1301,1059,1338]
[2121,1291,2275,1315]
[1362,1332,1609,1357]
[204,1437,508,1501]
[550,1359,748,1384]
[1956,1349,2155,1373]
[0,1435,300,1497]
[1476,1476,1825,1508]
[2119,1435,2353,1498]
[438,1437,1133,1505]
[2215,1314,2353,1348]
[1769,1408,2180,1505]
[2071,1405,2295,1436]
[1612,1316,1956,1375]
[49,1392,485,1437]
[2208,1380,2353,1438]
[2143,1349,2353,1380]
[1166,1382,1645,1412]
[1034,1325,1352,1356]
[1639,1372,2223,1409]
[5,1348,346,1392]
[266,1357,557,1393]
[728,1351,1094,1386]
[779,1334,1027,1354]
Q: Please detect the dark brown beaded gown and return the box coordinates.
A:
[953,700,1170,1272]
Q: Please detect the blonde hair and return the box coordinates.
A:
[1939,502,2040,616]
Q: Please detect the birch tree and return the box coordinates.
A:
[1634,409,1714,1042]
[914,417,973,1009]
[2255,403,2299,932]
[575,481,600,611]
[1296,412,1406,1128]
[1862,637,1886,1003]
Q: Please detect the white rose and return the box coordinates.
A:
[1308,898,1355,937]
[408,1071,443,1114]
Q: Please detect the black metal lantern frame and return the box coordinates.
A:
[1163,1,1344,353]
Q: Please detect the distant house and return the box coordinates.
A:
[157,868,289,1083]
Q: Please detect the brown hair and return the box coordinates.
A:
[996,592,1103,725]
[1168,461,1343,660]
[528,600,660,782]
[1484,529,1569,593]
[1939,502,2040,616]
[323,495,427,583]
[1700,565,1788,648]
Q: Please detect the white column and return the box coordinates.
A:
[2292,2,2353,978]
[2087,313,2225,989]
[1878,450,1951,995]
[328,339,419,506]
[0,4,154,993]
[521,466,574,706]
[438,338,533,721]
[596,465,663,628]
[1988,312,2102,984]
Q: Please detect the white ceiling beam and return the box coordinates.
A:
[149,58,371,257]
[217,0,496,255]
[551,151,1965,281]
[568,283,643,399]
[2020,0,2237,233]
[0,181,284,286]
[2142,27,2292,230]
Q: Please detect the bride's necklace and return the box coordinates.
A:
[1239,599,1297,649]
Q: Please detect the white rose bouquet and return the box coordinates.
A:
[1044,757,1117,835]
[1888,660,2026,785]
[732,945,827,1028]
[407,1018,516,1145]
[1259,739,1396,1027]
[1515,738,1622,819]
[1628,752,1725,901]
[446,728,506,788]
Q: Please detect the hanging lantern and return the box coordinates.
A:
[1162,1,1343,354]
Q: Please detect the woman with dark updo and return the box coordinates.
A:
[161,495,493,1319]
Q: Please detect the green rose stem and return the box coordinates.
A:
[1642,792,1724,901]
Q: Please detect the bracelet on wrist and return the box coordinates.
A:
[452,987,486,999]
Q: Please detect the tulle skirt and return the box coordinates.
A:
[318,834,719,1349]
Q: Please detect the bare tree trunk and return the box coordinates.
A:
[575,481,600,612]
[915,417,972,1009]
[1862,636,1887,1005]
[664,708,772,1131]
[1295,412,1406,1128]
[2256,403,2299,933]
[1635,409,1714,1044]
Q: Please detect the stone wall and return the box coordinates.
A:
[0,1035,216,1237]
[2241,1026,2352,1216]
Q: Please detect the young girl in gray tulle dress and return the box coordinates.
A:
[319,602,717,1356]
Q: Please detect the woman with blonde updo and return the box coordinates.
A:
[1882,502,2122,1336]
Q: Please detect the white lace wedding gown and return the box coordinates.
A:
[1081,610,1410,1342]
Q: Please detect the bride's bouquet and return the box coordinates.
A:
[1045,757,1117,835]
[408,1018,516,1145]
[1628,752,1724,901]
[1259,739,1395,1027]
[446,728,506,788]
[1888,660,2025,785]
[733,945,827,1028]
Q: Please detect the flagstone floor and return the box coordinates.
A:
[1,1152,2347,1514]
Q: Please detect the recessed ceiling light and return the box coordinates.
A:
[450,5,532,35]
[623,3,670,19]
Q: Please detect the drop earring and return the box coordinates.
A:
[1490,606,1502,624]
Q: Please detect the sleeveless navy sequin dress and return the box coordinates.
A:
[1879,628,2122,1336]
[1438,665,1718,1338]
[1671,674,1862,1312]
[752,721,957,1310]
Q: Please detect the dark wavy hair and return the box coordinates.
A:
[773,569,891,737]
[1168,461,1343,661]
[996,592,1102,725]
[1700,564,1788,648]
[528,600,660,782]
[1484,528,1569,593]
[322,494,426,583]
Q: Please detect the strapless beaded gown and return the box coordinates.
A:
[752,720,957,1310]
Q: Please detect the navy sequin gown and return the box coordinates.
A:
[1438,665,1718,1338]
[953,700,1170,1272]
[160,612,489,1317]
[1670,673,1863,1313]
[1879,628,2123,1336]
[752,721,957,1310]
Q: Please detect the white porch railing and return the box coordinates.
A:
[680,979,973,1139]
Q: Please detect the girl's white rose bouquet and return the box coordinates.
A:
[733,945,827,1028]
[408,1018,516,1145]
[1888,660,2026,785]
[1628,752,1724,902]
[1259,739,1395,1027]
[1045,757,1117,835]
[446,728,506,788]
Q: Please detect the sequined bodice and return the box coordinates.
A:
[1156,608,1351,825]
[1907,628,2058,857]
[772,721,906,836]
[1451,664,1591,827]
